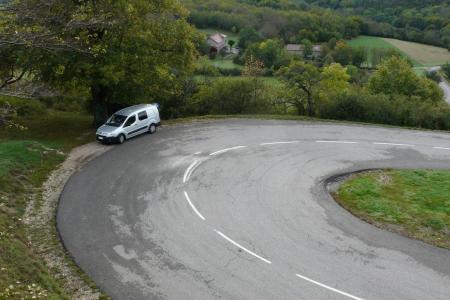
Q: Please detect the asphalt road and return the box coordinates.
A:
[58,120,450,300]
[440,80,450,104]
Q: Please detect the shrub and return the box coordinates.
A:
[189,77,275,115]
[317,88,450,130]
[0,95,47,118]
[217,68,242,76]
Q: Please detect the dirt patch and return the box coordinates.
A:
[24,142,112,299]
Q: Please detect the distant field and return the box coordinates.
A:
[348,36,418,66]
[348,35,450,68]
[382,38,450,67]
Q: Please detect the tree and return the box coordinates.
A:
[277,61,321,116]
[318,63,350,99]
[228,39,236,48]
[245,39,287,69]
[368,56,443,103]
[238,27,261,49]
[442,62,450,79]
[332,41,353,65]
[2,0,197,126]
[242,55,265,77]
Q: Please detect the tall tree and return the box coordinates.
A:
[277,61,321,116]
[2,0,197,125]
[368,56,443,103]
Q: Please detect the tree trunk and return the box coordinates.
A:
[91,84,108,128]
[306,91,314,117]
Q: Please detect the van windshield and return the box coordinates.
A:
[106,114,127,127]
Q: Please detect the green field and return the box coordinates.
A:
[210,58,243,69]
[348,35,420,67]
[335,170,450,249]
[348,35,450,68]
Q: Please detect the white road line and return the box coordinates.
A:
[183,160,198,183]
[183,191,205,221]
[209,146,247,156]
[316,140,358,144]
[214,230,272,264]
[260,141,300,146]
[433,146,450,150]
[373,142,415,147]
[295,273,364,300]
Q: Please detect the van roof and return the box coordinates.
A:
[115,104,155,116]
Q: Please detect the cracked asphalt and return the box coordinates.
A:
[58,119,450,299]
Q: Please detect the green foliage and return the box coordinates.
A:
[5,0,198,125]
[189,77,280,115]
[368,56,443,103]
[303,0,450,48]
[0,110,94,299]
[245,39,288,69]
[277,61,351,116]
[184,0,362,44]
[318,88,450,130]
[238,27,262,48]
[0,95,47,118]
[442,62,450,79]
[336,169,450,249]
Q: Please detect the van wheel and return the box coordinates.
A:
[117,134,126,144]
[148,123,156,134]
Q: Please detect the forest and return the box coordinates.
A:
[184,0,450,49]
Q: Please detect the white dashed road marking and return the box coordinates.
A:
[183,160,198,183]
[260,141,300,146]
[214,230,272,264]
[295,273,364,300]
[183,191,205,221]
[373,142,415,147]
[209,146,247,156]
[316,140,358,144]
[433,146,450,150]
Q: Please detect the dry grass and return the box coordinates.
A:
[382,38,450,66]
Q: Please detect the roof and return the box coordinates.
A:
[312,45,322,51]
[285,44,304,51]
[208,33,227,44]
[115,104,154,116]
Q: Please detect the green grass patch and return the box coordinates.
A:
[210,58,243,69]
[0,109,95,298]
[347,35,422,67]
[335,170,450,249]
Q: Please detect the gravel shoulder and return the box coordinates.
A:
[24,142,112,299]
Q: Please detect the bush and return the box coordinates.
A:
[217,67,242,76]
[317,88,450,130]
[39,96,86,112]
[189,77,275,115]
[0,95,47,118]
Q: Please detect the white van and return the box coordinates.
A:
[96,104,161,144]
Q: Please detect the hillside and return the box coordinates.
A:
[304,0,450,48]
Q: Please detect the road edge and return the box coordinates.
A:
[24,142,112,299]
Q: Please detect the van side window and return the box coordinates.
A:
[138,111,148,121]
[124,115,136,127]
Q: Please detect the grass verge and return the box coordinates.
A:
[334,170,450,249]
[0,110,99,298]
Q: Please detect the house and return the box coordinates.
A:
[207,33,228,54]
[285,44,304,56]
[285,43,323,60]
[312,45,323,59]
